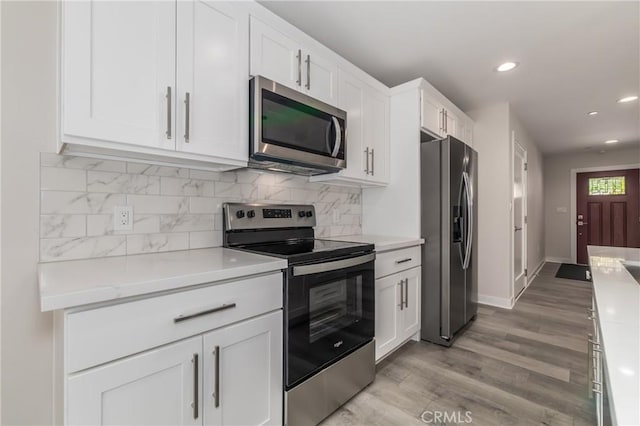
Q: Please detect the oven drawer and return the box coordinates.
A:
[375,246,421,279]
[66,272,282,373]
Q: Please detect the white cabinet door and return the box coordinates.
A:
[203,311,283,426]
[444,110,458,138]
[399,267,421,339]
[420,90,444,137]
[62,1,176,150]
[176,1,248,161]
[303,49,338,106]
[364,86,390,184]
[250,16,301,91]
[337,69,367,180]
[375,274,402,361]
[67,337,202,426]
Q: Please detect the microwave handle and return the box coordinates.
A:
[331,116,342,158]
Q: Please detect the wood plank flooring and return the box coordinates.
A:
[321,263,597,425]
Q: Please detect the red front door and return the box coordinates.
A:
[576,168,640,264]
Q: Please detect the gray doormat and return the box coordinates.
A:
[555,263,591,282]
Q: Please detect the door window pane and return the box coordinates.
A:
[588,176,625,196]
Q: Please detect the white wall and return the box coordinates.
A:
[544,146,640,262]
[1,2,57,424]
[467,104,512,307]
[467,103,545,308]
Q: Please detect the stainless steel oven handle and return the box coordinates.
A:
[292,253,375,276]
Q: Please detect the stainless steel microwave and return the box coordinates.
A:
[249,76,347,176]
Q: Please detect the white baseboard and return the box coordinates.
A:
[545,256,573,264]
[531,259,545,278]
[477,294,513,309]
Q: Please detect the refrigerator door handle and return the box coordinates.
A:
[462,171,473,270]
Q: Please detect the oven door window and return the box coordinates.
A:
[286,259,374,389]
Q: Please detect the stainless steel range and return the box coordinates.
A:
[223,203,375,426]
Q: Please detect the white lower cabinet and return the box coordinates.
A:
[60,273,283,426]
[374,248,422,362]
[203,311,282,426]
[68,336,202,426]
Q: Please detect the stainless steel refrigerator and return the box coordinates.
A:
[420,134,478,347]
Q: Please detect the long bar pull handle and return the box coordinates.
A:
[444,110,448,134]
[296,50,302,86]
[192,353,199,419]
[166,86,172,139]
[395,258,413,264]
[184,92,190,143]
[399,280,404,311]
[364,147,370,174]
[404,279,409,308]
[370,148,375,176]
[305,55,311,90]
[214,346,220,408]
[587,334,593,399]
[174,303,237,323]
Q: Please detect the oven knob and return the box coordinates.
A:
[247,210,256,218]
[236,210,245,219]
[298,211,306,218]
[306,210,314,218]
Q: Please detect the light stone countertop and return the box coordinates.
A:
[588,245,640,426]
[39,248,287,312]
[324,234,424,253]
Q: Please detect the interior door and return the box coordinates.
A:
[203,311,282,426]
[576,168,640,264]
[176,0,248,161]
[67,337,202,426]
[62,1,176,149]
[513,141,527,297]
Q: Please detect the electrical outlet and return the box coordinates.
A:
[332,208,341,224]
[113,206,133,231]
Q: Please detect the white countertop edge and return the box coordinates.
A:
[39,248,287,312]
[588,246,640,426]
[324,234,424,253]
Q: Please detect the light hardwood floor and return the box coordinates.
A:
[322,263,597,425]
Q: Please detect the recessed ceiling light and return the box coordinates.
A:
[605,139,619,144]
[617,95,638,103]
[587,111,598,116]
[496,62,518,72]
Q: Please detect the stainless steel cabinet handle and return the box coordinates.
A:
[192,353,199,419]
[174,303,237,323]
[587,335,593,398]
[370,148,375,176]
[213,346,220,408]
[184,92,190,143]
[399,280,404,311]
[514,226,523,232]
[395,258,413,264]
[404,278,409,308]
[439,109,444,132]
[296,50,302,86]
[307,55,311,89]
[444,110,447,133]
[166,86,172,139]
[364,147,370,174]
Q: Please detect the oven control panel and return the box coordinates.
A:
[223,203,316,230]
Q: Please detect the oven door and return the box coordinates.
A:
[285,252,375,389]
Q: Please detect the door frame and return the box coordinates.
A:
[511,134,528,302]
[570,163,640,264]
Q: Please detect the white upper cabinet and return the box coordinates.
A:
[249,16,338,107]
[420,82,473,145]
[176,1,248,161]
[311,67,389,187]
[60,0,248,170]
[62,1,176,150]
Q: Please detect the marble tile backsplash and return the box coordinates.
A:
[39,153,362,262]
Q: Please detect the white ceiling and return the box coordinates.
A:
[259,1,640,155]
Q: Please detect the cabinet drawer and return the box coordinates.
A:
[66,272,282,373]
[376,246,421,279]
